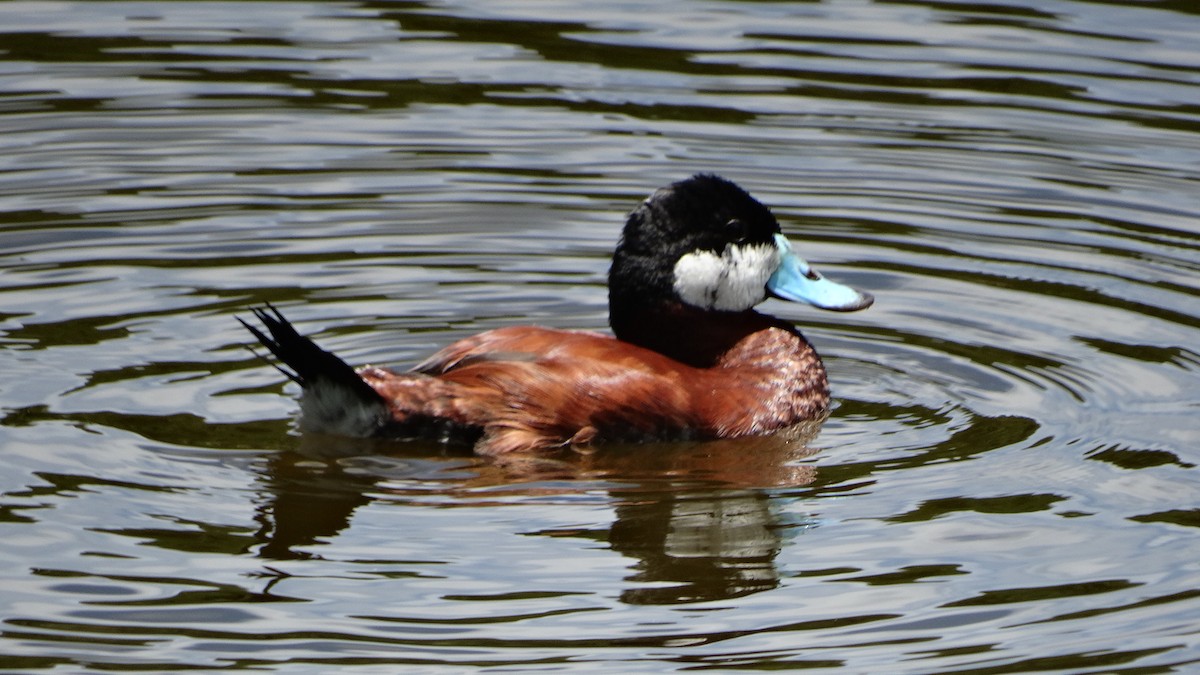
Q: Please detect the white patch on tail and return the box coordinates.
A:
[298,379,387,437]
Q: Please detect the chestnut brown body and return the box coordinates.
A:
[359,310,828,454]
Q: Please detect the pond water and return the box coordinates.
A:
[1,0,1198,672]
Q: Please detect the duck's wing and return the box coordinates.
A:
[410,326,609,374]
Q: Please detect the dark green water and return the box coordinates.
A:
[1,1,1198,672]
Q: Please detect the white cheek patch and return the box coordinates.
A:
[673,242,780,311]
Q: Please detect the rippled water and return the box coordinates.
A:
[2,0,1199,672]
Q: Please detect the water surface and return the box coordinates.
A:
[1,0,1199,672]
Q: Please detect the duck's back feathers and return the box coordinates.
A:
[368,327,698,454]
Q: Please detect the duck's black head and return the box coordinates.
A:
[608,174,872,345]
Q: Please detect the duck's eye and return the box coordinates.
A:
[725,218,748,242]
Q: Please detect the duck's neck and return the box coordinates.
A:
[610,301,816,370]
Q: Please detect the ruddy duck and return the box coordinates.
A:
[241,174,872,455]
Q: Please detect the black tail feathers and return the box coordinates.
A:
[239,304,384,407]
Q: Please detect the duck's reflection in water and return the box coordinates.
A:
[251,420,821,604]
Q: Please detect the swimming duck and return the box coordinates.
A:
[242,174,872,455]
